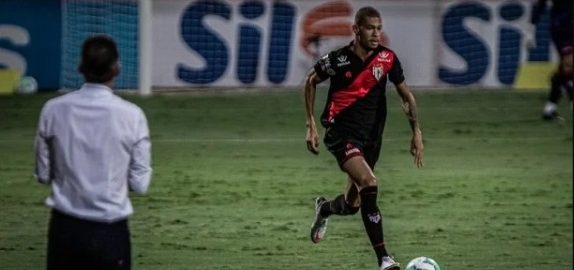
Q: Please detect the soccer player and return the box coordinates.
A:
[304,6,424,270]
[35,35,152,270]
[530,0,573,120]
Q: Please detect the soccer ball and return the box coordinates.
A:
[17,76,38,94]
[405,257,441,270]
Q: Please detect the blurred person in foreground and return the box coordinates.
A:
[35,35,152,270]
[304,6,424,270]
[529,0,573,120]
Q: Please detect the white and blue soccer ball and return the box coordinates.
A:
[17,76,38,94]
[405,257,441,270]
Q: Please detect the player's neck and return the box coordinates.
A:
[351,40,375,61]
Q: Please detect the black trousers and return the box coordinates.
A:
[47,209,131,270]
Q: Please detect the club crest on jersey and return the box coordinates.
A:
[372,65,383,80]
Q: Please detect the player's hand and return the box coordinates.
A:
[306,124,320,155]
[410,129,424,168]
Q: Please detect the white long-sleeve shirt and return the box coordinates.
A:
[34,83,152,223]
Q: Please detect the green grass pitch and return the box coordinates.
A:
[0,89,572,269]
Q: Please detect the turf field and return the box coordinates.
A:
[0,89,572,270]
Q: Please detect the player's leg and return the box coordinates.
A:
[543,72,563,120]
[318,177,360,218]
[311,131,362,243]
[545,52,574,119]
[545,23,573,119]
[343,177,361,208]
[560,51,573,108]
[342,156,397,269]
[311,177,360,243]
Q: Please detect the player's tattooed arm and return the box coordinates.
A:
[396,82,419,128]
[395,81,424,168]
[304,69,325,155]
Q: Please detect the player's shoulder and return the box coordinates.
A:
[326,43,352,59]
[379,45,399,57]
[111,95,146,117]
[315,44,352,74]
[41,90,80,113]
[376,45,402,63]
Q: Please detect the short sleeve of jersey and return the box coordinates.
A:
[388,55,405,85]
[314,53,336,81]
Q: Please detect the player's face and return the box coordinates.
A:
[355,16,382,50]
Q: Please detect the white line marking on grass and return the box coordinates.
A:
[154,137,571,143]
[0,136,570,144]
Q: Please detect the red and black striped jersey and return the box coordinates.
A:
[314,42,405,141]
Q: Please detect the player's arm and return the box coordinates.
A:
[34,106,52,184]
[304,69,325,155]
[394,81,424,168]
[128,111,152,194]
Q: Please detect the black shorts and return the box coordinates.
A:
[323,127,382,170]
[551,17,573,55]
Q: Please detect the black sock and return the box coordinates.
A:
[359,186,388,265]
[320,194,360,218]
[562,78,573,101]
[319,199,332,218]
[549,74,562,104]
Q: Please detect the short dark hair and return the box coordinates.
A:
[78,35,119,83]
[354,6,381,26]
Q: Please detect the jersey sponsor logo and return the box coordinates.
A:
[372,65,383,80]
[336,55,350,67]
[377,51,392,63]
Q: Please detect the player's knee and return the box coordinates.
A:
[348,196,361,209]
[560,54,573,76]
[562,66,573,77]
[358,175,377,188]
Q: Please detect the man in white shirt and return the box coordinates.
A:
[35,35,152,270]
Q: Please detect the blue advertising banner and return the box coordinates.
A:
[0,0,61,90]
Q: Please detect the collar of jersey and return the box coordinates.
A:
[345,41,384,63]
[79,83,114,96]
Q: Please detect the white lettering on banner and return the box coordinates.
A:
[439,0,556,87]
[0,25,29,73]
